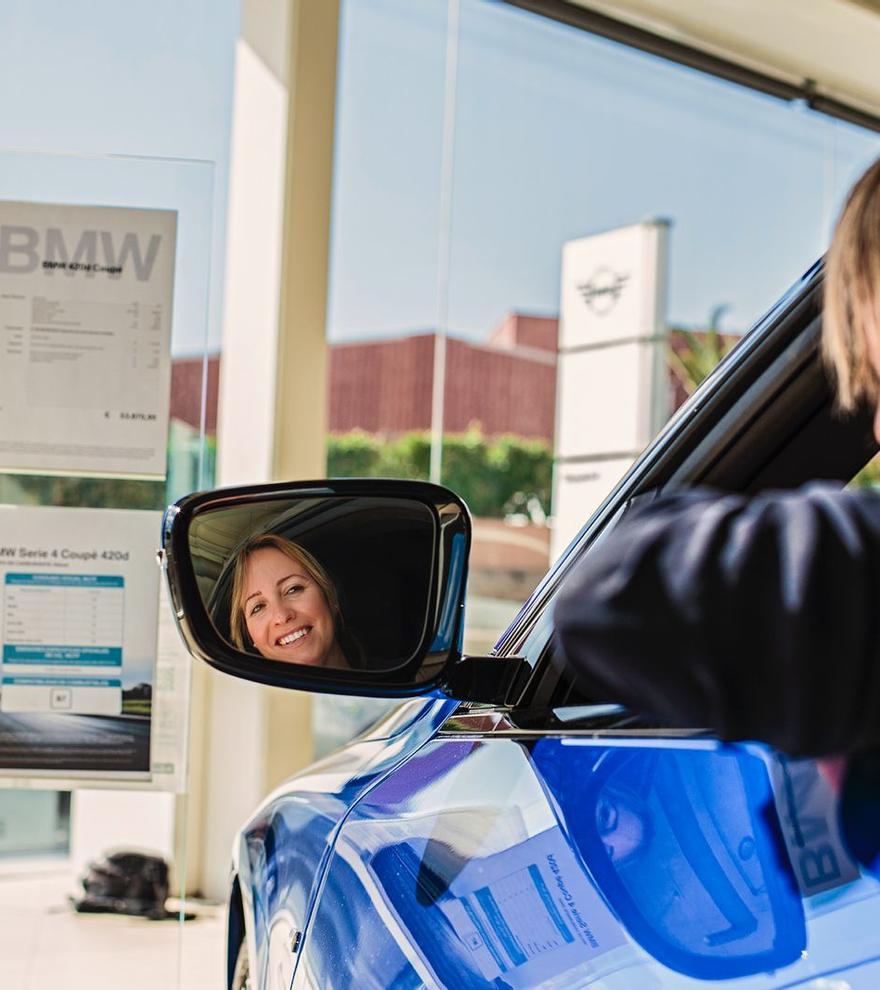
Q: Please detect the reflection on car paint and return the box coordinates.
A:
[534,742,805,980]
[430,531,468,652]
[769,756,859,897]
[282,736,880,989]
[234,698,455,990]
[374,827,627,987]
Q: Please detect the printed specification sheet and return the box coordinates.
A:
[0,200,176,478]
[0,506,160,717]
[3,573,125,714]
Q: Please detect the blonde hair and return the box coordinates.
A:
[229,534,340,652]
[824,157,880,411]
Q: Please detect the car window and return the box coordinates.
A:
[848,450,880,490]
[511,417,880,726]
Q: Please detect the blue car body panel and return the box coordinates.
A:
[280,734,880,989]
[234,698,456,989]
[238,703,880,988]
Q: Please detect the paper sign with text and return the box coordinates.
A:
[0,200,176,478]
[0,505,160,777]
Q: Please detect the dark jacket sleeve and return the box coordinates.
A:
[553,484,880,756]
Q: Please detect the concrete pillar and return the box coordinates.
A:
[190,0,339,900]
[273,0,338,481]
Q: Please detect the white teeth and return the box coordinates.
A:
[278,628,309,646]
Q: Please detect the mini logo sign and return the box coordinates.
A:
[577,267,630,316]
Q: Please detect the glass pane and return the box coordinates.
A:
[0,149,217,987]
[328,0,880,662]
[0,790,69,858]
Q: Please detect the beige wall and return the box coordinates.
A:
[553,0,880,117]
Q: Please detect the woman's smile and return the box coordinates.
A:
[276,626,311,647]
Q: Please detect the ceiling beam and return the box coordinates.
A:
[503,0,880,134]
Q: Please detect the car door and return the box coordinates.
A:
[290,261,880,989]
[294,710,868,988]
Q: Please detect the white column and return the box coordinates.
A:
[215,17,289,488]
[192,0,338,901]
[70,790,176,877]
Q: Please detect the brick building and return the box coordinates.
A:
[329,314,558,442]
[172,314,736,443]
[169,354,220,433]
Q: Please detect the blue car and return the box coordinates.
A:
[162,258,880,989]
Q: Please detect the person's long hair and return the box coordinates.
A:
[229,534,341,653]
[824,156,880,411]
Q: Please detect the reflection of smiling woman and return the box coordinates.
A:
[230,534,347,668]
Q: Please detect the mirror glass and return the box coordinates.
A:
[187,496,439,673]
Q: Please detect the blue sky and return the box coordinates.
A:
[327,0,880,342]
[0,0,239,356]
[1,0,878,353]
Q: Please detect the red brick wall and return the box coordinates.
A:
[328,332,557,442]
[444,339,556,440]
[329,334,436,434]
[173,325,738,447]
[170,355,219,433]
[489,313,558,353]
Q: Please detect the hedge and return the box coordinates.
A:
[327,428,552,518]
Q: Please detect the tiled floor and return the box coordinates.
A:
[0,866,225,989]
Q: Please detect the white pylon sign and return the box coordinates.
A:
[552,221,670,560]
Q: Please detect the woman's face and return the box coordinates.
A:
[240,547,341,666]
[596,790,648,864]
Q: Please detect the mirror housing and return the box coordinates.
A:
[161,479,523,700]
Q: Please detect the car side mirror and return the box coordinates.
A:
[160,479,529,702]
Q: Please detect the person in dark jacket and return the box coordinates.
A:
[555,156,880,760]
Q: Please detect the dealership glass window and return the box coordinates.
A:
[327,0,880,658]
[0,790,70,858]
[0,1,231,985]
[0,149,217,987]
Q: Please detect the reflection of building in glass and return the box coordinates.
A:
[169,355,219,437]
[328,315,738,441]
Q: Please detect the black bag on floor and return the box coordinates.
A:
[71,850,172,920]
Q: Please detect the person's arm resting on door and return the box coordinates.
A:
[554,485,880,756]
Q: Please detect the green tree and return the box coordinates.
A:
[850,455,880,489]
[326,429,383,477]
[326,428,553,519]
[668,304,737,395]
[379,431,431,480]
